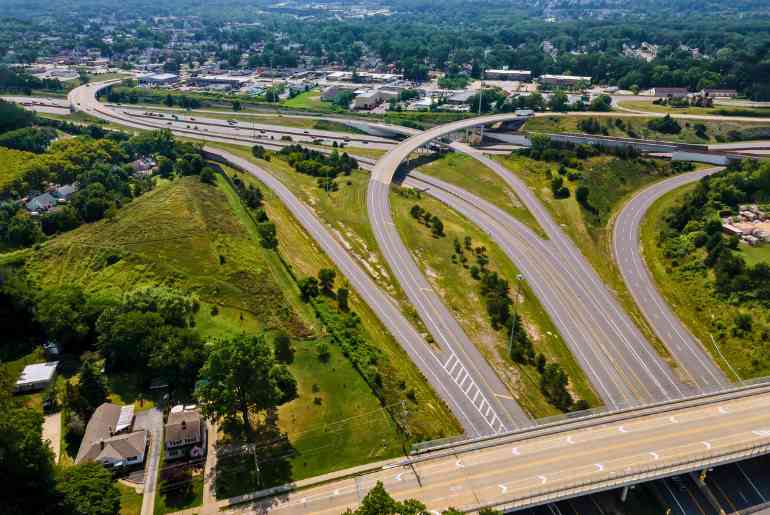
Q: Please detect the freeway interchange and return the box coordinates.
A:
[61,81,770,511]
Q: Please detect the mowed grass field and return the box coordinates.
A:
[415,153,545,237]
[390,186,600,417]
[493,154,682,374]
[641,184,770,380]
[617,99,770,118]
[524,114,770,144]
[281,90,336,113]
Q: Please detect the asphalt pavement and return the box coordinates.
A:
[612,168,731,390]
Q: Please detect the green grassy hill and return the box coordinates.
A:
[0,146,36,193]
[24,176,309,337]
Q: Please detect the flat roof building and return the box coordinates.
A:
[15,362,58,393]
[138,73,179,86]
[652,87,689,99]
[540,74,592,87]
[485,69,532,81]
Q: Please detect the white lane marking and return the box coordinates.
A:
[301,498,307,504]
[566,435,575,445]
[649,451,660,460]
[538,475,548,485]
[499,484,508,494]
[456,459,464,468]
[669,415,678,424]
[595,463,605,472]
[753,430,770,437]
[395,473,403,482]
[512,447,520,456]
[333,489,340,496]
[618,425,629,433]
[718,406,729,415]
[702,441,712,450]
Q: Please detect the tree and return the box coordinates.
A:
[76,359,108,417]
[0,370,59,514]
[589,94,612,112]
[36,286,93,352]
[273,332,294,364]
[257,222,278,249]
[318,268,336,295]
[575,185,590,207]
[164,94,174,107]
[343,482,426,515]
[298,277,319,302]
[430,216,444,237]
[232,100,242,111]
[337,287,350,311]
[56,462,120,515]
[197,335,297,436]
[157,156,174,178]
[200,167,216,184]
[548,91,569,112]
[540,363,574,411]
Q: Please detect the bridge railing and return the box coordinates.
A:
[475,439,770,513]
[411,375,770,454]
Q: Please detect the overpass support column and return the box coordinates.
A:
[620,486,630,503]
[690,470,726,515]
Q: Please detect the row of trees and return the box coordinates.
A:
[279,145,358,190]
[410,204,445,237]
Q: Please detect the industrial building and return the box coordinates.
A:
[484,69,532,81]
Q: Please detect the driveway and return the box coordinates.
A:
[42,412,61,464]
[135,408,163,515]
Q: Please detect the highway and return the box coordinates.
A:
[613,169,731,389]
[369,115,693,410]
[226,385,770,514]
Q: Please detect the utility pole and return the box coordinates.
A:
[477,69,485,143]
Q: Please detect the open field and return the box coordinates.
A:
[524,114,770,144]
[390,185,600,417]
[281,90,336,113]
[494,154,678,368]
[118,482,143,515]
[739,242,770,267]
[641,184,770,380]
[618,99,770,118]
[414,153,545,237]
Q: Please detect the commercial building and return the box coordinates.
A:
[652,87,689,99]
[76,403,148,468]
[540,74,592,87]
[15,362,58,393]
[351,90,383,109]
[447,90,476,105]
[701,88,738,98]
[165,405,206,460]
[137,73,179,86]
[190,74,251,89]
[484,69,532,81]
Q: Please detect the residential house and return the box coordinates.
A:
[52,184,77,201]
[76,403,148,469]
[15,362,58,393]
[26,192,58,213]
[164,405,206,460]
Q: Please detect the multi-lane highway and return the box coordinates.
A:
[613,169,731,389]
[224,385,770,514]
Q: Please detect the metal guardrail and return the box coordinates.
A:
[411,376,770,454]
[476,440,770,513]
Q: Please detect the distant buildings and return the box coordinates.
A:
[722,205,770,246]
[651,87,689,99]
[76,403,148,468]
[484,69,532,81]
[15,362,58,393]
[138,72,180,86]
[540,74,591,87]
[701,88,738,98]
[190,74,251,89]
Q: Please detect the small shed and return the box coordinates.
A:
[15,362,59,393]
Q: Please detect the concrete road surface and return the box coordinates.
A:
[135,408,163,515]
[42,411,61,464]
[226,388,770,514]
[613,169,730,390]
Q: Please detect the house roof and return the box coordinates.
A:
[76,403,145,464]
[16,362,58,386]
[53,184,76,199]
[165,408,202,445]
[26,193,57,211]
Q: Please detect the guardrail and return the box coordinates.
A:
[411,375,770,454]
[478,440,770,513]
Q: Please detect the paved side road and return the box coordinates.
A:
[135,408,163,515]
[612,168,730,389]
[43,412,61,464]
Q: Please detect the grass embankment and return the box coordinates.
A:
[524,114,770,144]
[641,184,770,379]
[281,90,335,113]
[415,153,545,237]
[390,186,600,417]
[117,482,143,515]
[494,154,682,372]
[224,163,457,438]
[0,146,36,192]
[618,99,770,118]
